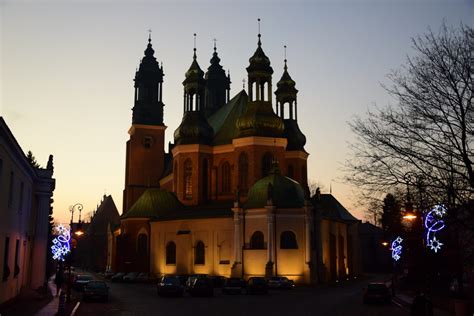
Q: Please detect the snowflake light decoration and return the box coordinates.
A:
[51,224,71,261]
[391,236,403,262]
[428,236,443,253]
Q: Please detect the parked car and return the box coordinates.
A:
[247,277,268,295]
[111,272,125,282]
[157,275,185,297]
[210,276,227,288]
[185,274,208,291]
[136,272,151,283]
[189,277,214,297]
[104,271,115,280]
[73,274,94,291]
[83,280,109,302]
[363,283,391,304]
[223,278,246,295]
[123,272,140,283]
[267,276,294,290]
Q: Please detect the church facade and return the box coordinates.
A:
[108,32,361,284]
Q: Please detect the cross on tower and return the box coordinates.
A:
[213,38,217,51]
[148,29,152,42]
[242,78,246,89]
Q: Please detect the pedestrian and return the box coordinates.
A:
[410,291,433,316]
[54,270,64,297]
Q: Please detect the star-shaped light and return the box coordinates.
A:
[395,236,403,244]
[432,204,447,217]
[428,236,443,253]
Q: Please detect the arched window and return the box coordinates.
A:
[250,231,265,249]
[184,159,192,200]
[262,153,273,177]
[238,153,249,191]
[194,241,205,265]
[166,241,176,265]
[221,162,231,193]
[287,164,294,179]
[280,231,298,249]
[137,233,148,255]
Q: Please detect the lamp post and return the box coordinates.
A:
[66,203,84,303]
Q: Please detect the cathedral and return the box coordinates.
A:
[108,30,361,284]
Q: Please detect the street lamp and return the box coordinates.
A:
[66,203,84,303]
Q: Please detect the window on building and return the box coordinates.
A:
[166,241,176,265]
[250,231,265,249]
[3,237,10,281]
[221,162,231,193]
[280,231,298,249]
[262,153,273,177]
[143,136,153,149]
[238,153,248,192]
[137,234,148,256]
[194,241,205,265]
[14,240,19,278]
[184,160,193,200]
[8,171,14,207]
[287,165,294,179]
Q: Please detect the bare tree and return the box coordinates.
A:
[346,23,473,213]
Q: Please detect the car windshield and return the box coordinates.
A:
[367,284,387,291]
[250,278,265,284]
[162,277,179,284]
[86,281,106,288]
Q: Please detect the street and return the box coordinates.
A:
[75,276,408,316]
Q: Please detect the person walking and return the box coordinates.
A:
[54,269,64,297]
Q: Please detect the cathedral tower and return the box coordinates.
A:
[123,35,166,212]
[204,42,231,118]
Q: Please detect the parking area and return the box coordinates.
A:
[74,274,408,316]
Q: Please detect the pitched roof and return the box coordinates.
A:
[207,90,248,145]
[121,188,184,220]
[311,194,359,222]
[87,195,120,234]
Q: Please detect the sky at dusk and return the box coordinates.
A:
[1,0,472,224]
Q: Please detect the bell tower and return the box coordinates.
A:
[123,34,166,212]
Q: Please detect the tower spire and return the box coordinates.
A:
[257,18,261,46]
[213,38,217,52]
[148,29,152,43]
[284,45,288,71]
[193,33,197,60]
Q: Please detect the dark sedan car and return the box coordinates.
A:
[247,277,268,295]
[73,274,93,291]
[223,278,246,295]
[363,283,391,304]
[189,277,214,297]
[83,281,109,302]
[157,276,185,297]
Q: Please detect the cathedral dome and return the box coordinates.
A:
[246,34,273,75]
[173,111,214,145]
[245,165,305,209]
[284,119,306,150]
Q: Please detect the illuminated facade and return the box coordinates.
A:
[109,33,361,284]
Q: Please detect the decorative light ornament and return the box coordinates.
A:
[391,236,403,261]
[424,204,446,253]
[428,236,444,253]
[51,224,71,261]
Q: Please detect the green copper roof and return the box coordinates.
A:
[207,90,248,145]
[122,189,184,220]
[245,167,305,209]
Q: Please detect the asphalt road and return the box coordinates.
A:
[75,276,408,316]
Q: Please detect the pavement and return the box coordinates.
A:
[392,292,453,316]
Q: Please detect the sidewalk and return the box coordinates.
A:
[0,280,52,316]
[392,290,454,316]
[35,277,78,316]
